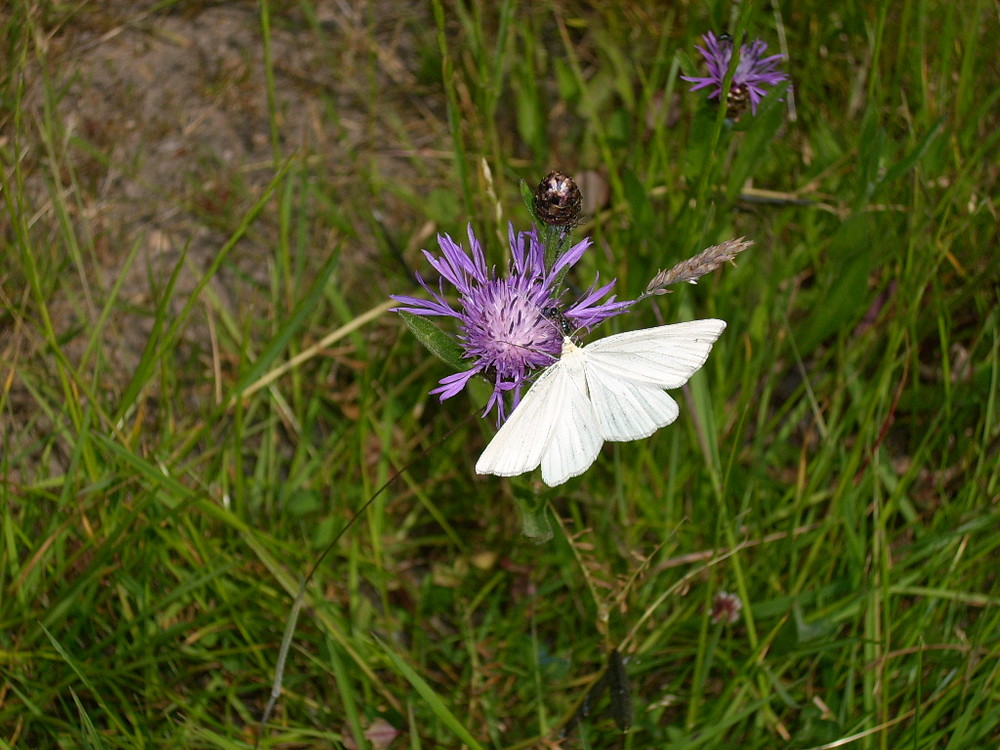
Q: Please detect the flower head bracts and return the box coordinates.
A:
[682,31,789,117]
[392,223,632,422]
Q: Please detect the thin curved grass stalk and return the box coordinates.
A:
[255,413,473,746]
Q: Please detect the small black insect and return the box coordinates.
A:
[718,31,746,45]
[533,170,583,227]
[542,306,574,336]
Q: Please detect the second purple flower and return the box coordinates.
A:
[682,31,789,119]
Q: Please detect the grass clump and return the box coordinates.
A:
[1,0,997,747]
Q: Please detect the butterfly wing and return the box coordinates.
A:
[583,319,727,388]
[582,320,726,441]
[476,340,603,487]
[476,320,726,485]
[584,364,680,441]
[536,344,603,485]
[475,361,564,479]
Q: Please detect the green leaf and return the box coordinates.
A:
[514,492,553,543]
[876,116,945,191]
[514,79,545,158]
[286,489,323,517]
[554,57,580,105]
[622,167,653,238]
[797,213,880,353]
[398,310,466,371]
[684,106,718,181]
[606,107,632,148]
[520,178,540,224]
[728,82,792,200]
[426,188,463,226]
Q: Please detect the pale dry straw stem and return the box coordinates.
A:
[231,298,395,406]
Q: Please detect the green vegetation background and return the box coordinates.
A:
[1,0,997,747]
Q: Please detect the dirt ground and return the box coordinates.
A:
[7,1,447,394]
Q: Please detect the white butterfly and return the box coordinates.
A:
[475,319,727,487]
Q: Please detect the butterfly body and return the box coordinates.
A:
[476,319,726,486]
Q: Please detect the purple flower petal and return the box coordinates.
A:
[392,223,632,421]
[430,368,480,400]
[684,31,789,116]
[551,236,592,276]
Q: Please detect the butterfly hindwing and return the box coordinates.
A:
[584,361,680,441]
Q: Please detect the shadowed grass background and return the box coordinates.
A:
[1,0,997,747]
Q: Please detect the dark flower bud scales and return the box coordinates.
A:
[726,83,751,120]
[533,171,583,227]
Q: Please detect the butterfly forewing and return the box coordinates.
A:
[583,320,726,389]
[475,358,563,477]
[538,344,603,485]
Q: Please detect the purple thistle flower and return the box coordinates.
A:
[392,224,632,421]
[682,31,789,117]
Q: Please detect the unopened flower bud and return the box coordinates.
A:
[725,83,751,121]
[533,171,583,227]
